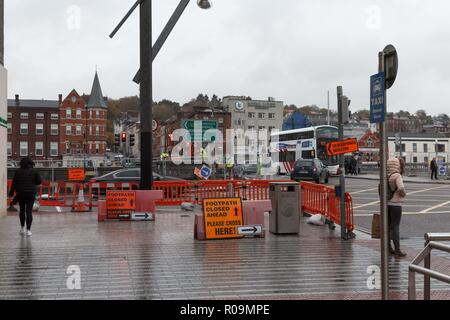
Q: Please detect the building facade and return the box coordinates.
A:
[358,131,380,163]
[388,133,450,164]
[7,95,61,163]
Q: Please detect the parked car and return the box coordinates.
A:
[290,159,330,184]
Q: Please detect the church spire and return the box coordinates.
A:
[87,71,108,109]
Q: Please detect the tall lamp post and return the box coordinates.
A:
[110,0,212,190]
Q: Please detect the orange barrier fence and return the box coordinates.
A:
[6,179,354,231]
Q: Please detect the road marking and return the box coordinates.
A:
[353,186,448,209]
[355,210,450,217]
[419,200,450,214]
[56,206,62,213]
[350,187,379,195]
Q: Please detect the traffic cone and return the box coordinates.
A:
[72,186,89,212]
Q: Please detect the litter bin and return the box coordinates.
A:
[269,182,301,234]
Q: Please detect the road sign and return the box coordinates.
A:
[200,165,212,180]
[395,133,400,146]
[131,212,154,221]
[106,191,136,210]
[194,167,203,179]
[370,72,386,123]
[439,166,446,176]
[383,44,398,90]
[68,168,85,181]
[237,225,263,237]
[182,119,218,141]
[203,198,244,240]
[326,139,359,156]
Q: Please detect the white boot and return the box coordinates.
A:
[26,230,32,237]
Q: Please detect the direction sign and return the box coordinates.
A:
[326,139,359,156]
[237,225,263,237]
[370,72,386,123]
[203,198,244,240]
[200,165,212,180]
[131,212,154,221]
[182,119,218,141]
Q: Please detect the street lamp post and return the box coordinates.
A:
[110,0,212,190]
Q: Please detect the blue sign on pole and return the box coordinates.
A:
[370,72,386,123]
[200,165,212,180]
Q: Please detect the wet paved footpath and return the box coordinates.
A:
[0,207,449,300]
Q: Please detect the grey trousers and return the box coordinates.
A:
[388,205,402,250]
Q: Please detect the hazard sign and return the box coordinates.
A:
[203,198,244,240]
[106,191,136,210]
[326,138,359,156]
[68,168,85,181]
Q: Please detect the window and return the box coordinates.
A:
[395,144,405,153]
[413,143,417,153]
[96,126,99,136]
[367,138,374,148]
[7,112,12,119]
[268,113,276,119]
[36,113,44,120]
[50,142,58,157]
[413,156,418,163]
[7,123,12,134]
[20,142,28,157]
[36,123,44,135]
[51,124,58,135]
[258,126,266,131]
[7,142,12,156]
[436,144,446,153]
[76,125,82,136]
[258,113,266,119]
[96,143,99,154]
[35,142,44,156]
[424,156,429,164]
[20,123,28,134]
[51,113,59,120]
[248,112,255,119]
[66,125,72,135]
[20,113,28,119]
[66,108,71,119]
[248,126,255,131]
[96,110,100,119]
[76,109,82,119]
[424,144,428,153]
[218,117,224,124]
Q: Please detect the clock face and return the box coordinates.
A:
[235,101,244,111]
[71,96,77,103]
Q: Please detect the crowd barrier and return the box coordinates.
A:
[6,179,354,231]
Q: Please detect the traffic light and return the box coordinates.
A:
[114,134,120,147]
[121,131,127,143]
[129,134,135,147]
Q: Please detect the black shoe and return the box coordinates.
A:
[394,250,407,258]
[389,246,396,254]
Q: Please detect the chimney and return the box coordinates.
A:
[15,94,19,105]
[58,94,63,104]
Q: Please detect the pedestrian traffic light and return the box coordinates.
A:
[121,131,127,143]
[130,134,135,147]
[114,134,120,146]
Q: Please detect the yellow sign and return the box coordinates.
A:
[106,191,136,210]
[68,168,85,181]
[203,198,244,240]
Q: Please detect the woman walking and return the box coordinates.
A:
[8,157,42,237]
[387,157,407,257]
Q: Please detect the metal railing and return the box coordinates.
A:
[408,233,450,300]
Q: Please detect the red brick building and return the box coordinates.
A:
[358,131,380,163]
[59,72,108,166]
[7,95,62,163]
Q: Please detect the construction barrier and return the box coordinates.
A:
[5,179,354,231]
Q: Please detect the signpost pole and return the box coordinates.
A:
[378,51,390,300]
[337,86,347,240]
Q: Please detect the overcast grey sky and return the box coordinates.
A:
[5,0,450,114]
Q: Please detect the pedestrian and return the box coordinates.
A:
[8,157,42,237]
[430,157,438,180]
[351,156,357,175]
[386,157,407,257]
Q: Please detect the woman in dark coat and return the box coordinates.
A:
[8,157,42,236]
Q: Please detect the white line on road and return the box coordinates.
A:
[56,206,62,213]
[353,185,448,209]
[350,187,379,195]
[419,200,450,214]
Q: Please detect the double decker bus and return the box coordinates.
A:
[270,125,340,175]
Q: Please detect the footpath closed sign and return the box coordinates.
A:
[327,138,359,156]
[203,198,244,240]
[68,168,85,181]
[106,191,136,220]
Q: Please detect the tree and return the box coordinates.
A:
[354,109,370,120]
